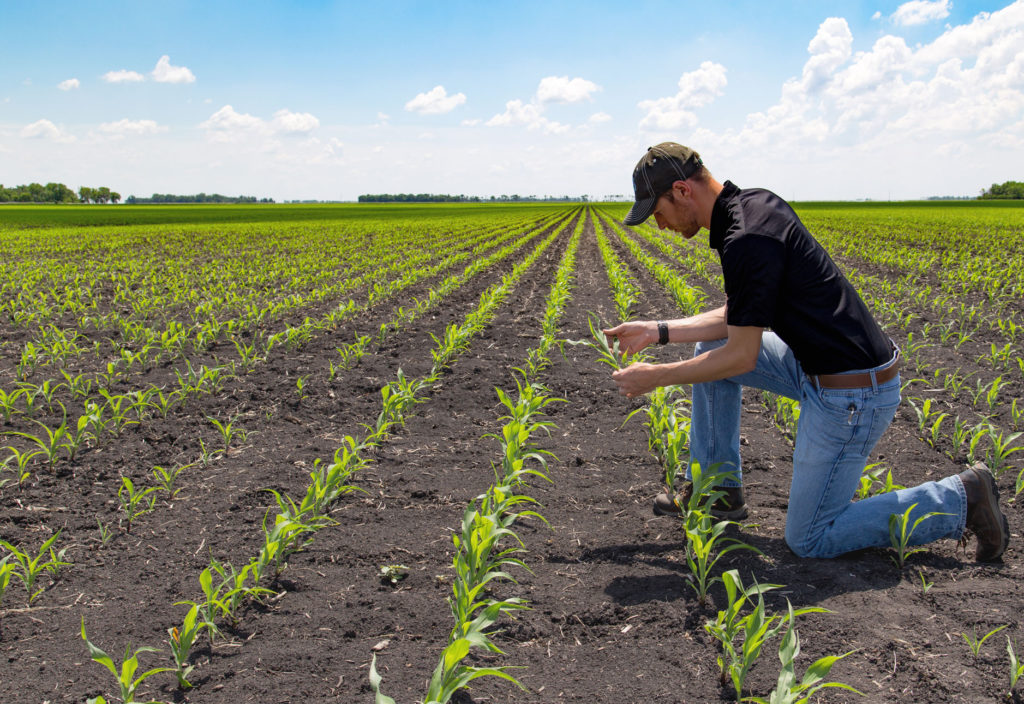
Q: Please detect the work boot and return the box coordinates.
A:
[653,483,748,520]
[959,464,1009,562]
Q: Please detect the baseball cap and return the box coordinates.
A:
[623,143,703,226]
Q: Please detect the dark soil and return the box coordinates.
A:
[1,211,1021,704]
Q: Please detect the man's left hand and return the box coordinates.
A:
[611,362,663,398]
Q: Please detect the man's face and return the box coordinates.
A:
[652,185,700,239]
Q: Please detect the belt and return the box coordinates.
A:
[810,349,901,389]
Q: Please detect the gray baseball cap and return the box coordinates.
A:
[623,143,703,226]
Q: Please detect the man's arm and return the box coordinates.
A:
[610,324,763,398]
[603,305,728,354]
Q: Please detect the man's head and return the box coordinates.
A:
[623,143,707,226]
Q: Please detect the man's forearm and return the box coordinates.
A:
[664,305,728,344]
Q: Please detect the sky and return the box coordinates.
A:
[2,0,1023,201]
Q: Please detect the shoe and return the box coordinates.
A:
[959,464,1009,562]
[653,483,748,520]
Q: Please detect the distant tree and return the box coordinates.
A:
[78,186,94,203]
[979,181,1024,199]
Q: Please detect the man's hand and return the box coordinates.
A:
[611,362,663,398]
[603,321,657,354]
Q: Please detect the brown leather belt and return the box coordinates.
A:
[810,349,901,389]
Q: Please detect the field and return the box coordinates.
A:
[0,201,1022,704]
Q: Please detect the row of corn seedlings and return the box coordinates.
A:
[373,210,584,702]
[596,210,707,316]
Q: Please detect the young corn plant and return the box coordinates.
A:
[984,426,1023,477]
[961,623,1008,657]
[151,463,191,499]
[684,508,762,606]
[744,602,861,704]
[9,419,69,472]
[705,569,782,668]
[118,476,161,532]
[2,445,41,487]
[566,314,648,371]
[81,617,173,704]
[888,504,950,568]
[1009,636,1024,696]
[0,530,71,604]
[167,604,205,689]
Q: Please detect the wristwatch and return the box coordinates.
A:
[657,321,669,345]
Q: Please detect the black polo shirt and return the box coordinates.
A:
[709,181,892,375]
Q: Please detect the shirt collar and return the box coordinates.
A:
[709,180,740,250]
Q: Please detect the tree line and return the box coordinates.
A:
[0,182,121,203]
[358,193,589,203]
[979,181,1024,199]
[125,193,274,204]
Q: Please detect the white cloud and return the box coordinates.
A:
[201,105,265,134]
[152,55,196,84]
[200,105,320,142]
[638,60,728,131]
[99,119,168,135]
[461,118,481,126]
[891,0,951,26]
[536,76,600,104]
[588,112,612,124]
[485,98,568,133]
[405,85,467,114]
[271,109,319,133]
[58,78,80,91]
[20,119,75,143]
[377,112,390,121]
[103,69,145,83]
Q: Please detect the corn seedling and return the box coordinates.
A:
[151,463,191,499]
[10,418,69,471]
[744,602,860,704]
[0,529,71,603]
[684,508,761,606]
[80,617,173,704]
[705,570,781,666]
[167,604,205,689]
[336,334,372,370]
[984,426,1023,477]
[917,569,934,595]
[96,519,114,548]
[961,623,1008,656]
[0,555,14,612]
[1009,636,1024,696]
[2,445,40,486]
[565,313,647,371]
[888,504,950,568]
[207,415,240,454]
[0,387,25,423]
[118,476,161,532]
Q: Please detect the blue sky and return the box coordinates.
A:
[2,0,1022,200]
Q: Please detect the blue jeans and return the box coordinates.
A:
[688,333,966,558]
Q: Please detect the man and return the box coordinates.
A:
[604,142,1009,561]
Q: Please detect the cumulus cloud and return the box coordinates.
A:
[152,55,196,84]
[103,69,145,83]
[588,112,612,123]
[536,76,600,104]
[691,1,1024,173]
[891,0,952,26]
[20,119,75,143]
[486,75,600,133]
[405,85,467,114]
[486,98,568,133]
[271,109,319,133]
[200,105,320,142]
[58,78,80,91]
[98,119,168,135]
[638,61,727,131]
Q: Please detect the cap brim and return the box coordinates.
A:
[623,196,656,226]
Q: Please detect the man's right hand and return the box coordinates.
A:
[603,321,658,354]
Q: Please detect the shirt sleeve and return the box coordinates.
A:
[722,233,785,328]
